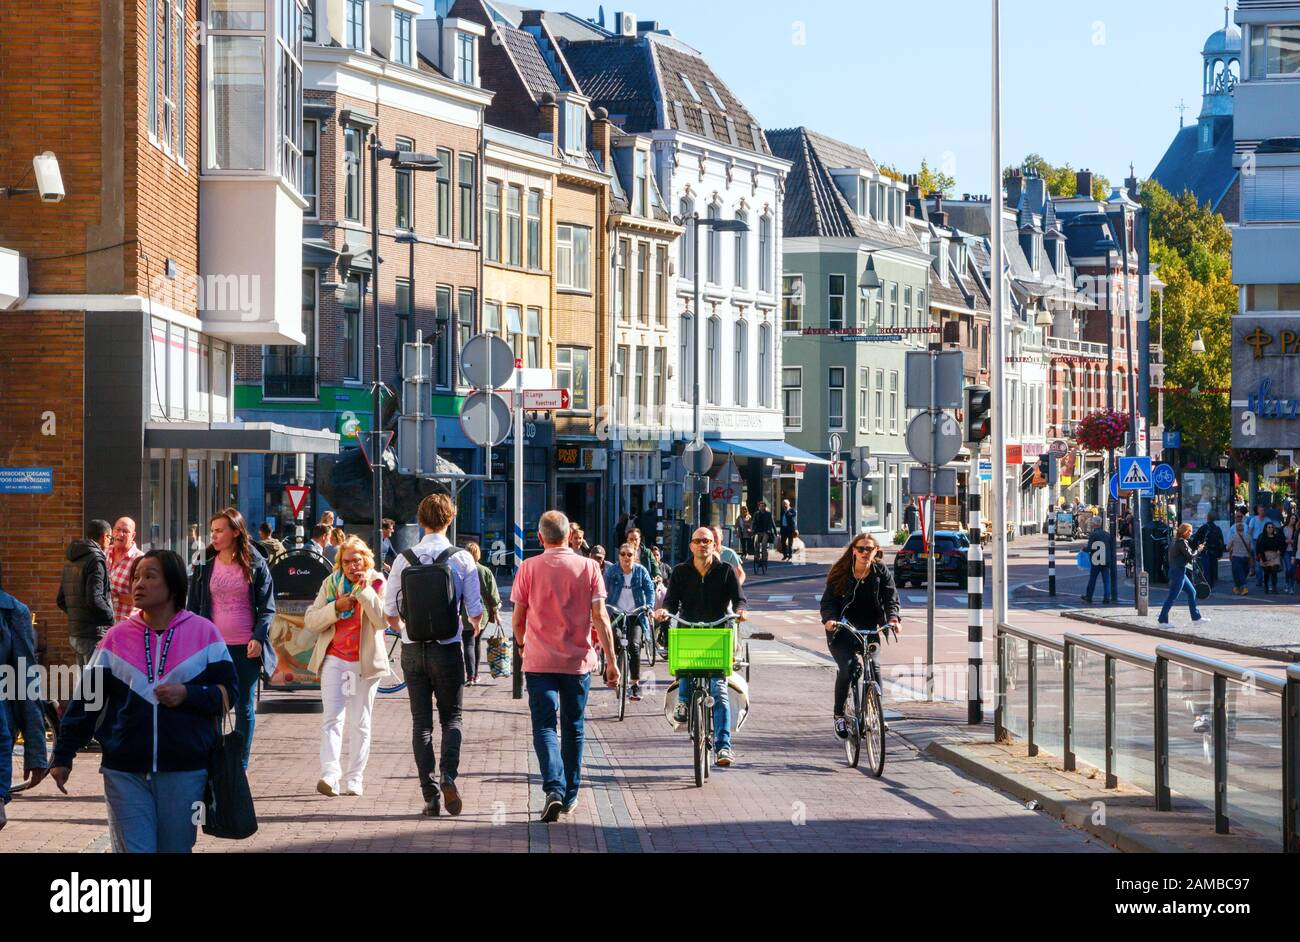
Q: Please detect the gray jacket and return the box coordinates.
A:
[1168,538,1195,573]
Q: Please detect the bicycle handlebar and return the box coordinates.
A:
[660,613,739,628]
[831,620,898,645]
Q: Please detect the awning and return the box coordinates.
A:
[144,422,340,455]
[704,437,832,465]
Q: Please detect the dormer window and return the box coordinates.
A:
[562,100,587,156]
[680,74,701,103]
[456,31,475,83]
[345,0,365,50]
[394,11,413,66]
[633,149,648,217]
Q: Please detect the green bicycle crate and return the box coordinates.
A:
[667,627,733,675]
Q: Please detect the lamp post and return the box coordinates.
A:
[675,211,749,529]
[367,137,441,556]
[855,255,883,536]
[394,231,418,376]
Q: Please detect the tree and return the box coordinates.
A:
[1140,181,1235,457]
[1003,153,1111,201]
[878,159,956,197]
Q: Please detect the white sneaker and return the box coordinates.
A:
[317,777,340,797]
[343,781,364,797]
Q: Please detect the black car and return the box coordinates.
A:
[894,531,970,588]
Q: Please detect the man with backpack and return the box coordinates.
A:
[384,493,483,818]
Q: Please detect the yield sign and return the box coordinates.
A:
[1118,456,1153,494]
[284,485,310,518]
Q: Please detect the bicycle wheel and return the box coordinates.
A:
[691,689,706,787]
[744,641,751,683]
[617,644,629,721]
[863,681,885,778]
[378,628,407,694]
[644,624,657,667]
[845,672,861,768]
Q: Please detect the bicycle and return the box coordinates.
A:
[378,627,406,694]
[608,605,653,720]
[830,619,895,777]
[663,613,741,787]
[750,533,771,576]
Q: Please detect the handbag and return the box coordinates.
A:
[1190,561,1210,600]
[485,622,513,680]
[202,685,258,840]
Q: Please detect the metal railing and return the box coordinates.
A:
[262,352,319,400]
[995,622,1297,852]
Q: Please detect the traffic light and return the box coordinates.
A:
[1032,454,1049,488]
[964,385,991,444]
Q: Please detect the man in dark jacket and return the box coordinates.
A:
[779,500,797,560]
[56,519,116,667]
[751,501,776,564]
[1081,517,1115,605]
[1193,513,1226,592]
[1,582,49,829]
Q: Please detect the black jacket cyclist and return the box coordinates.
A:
[819,534,900,740]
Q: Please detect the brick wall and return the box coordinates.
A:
[552,176,607,438]
[0,314,86,668]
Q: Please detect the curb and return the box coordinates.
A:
[1059,611,1300,663]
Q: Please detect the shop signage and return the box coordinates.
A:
[0,467,52,493]
[1232,316,1300,449]
[1006,444,1022,465]
[556,446,607,471]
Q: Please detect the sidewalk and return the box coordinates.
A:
[1063,607,1300,662]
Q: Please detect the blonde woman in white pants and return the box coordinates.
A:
[304,536,389,797]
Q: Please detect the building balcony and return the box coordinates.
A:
[1045,336,1108,360]
[262,352,318,400]
[1232,224,1300,285]
[1234,80,1300,143]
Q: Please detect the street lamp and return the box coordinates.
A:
[671,211,749,529]
[0,152,64,203]
[1190,330,1207,354]
[367,136,441,556]
[858,254,882,305]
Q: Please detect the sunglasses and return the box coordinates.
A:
[853,545,876,555]
[691,538,714,545]
[619,552,634,557]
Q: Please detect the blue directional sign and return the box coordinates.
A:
[1109,472,1119,501]
[1118,456,1154,495]
[1163,430,1182,450]
[1152,463,1176,491]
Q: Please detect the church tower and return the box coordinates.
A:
[1198,5,1241,151]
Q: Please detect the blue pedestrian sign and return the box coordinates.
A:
[1109,473,1119,501]
[1118,456,1154,495]
[1152,463,1176,491]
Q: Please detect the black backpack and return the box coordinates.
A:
[398,547,460,642]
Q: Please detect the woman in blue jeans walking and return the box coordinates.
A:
[1226,521,1254,595]
[1159,524,1205,625]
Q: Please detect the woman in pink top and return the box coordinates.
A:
[187,508,276,768]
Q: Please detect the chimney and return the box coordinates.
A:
[539,92,559,154]
[932,195,948,227]
[591,106,613,171]
[1076,169,1095,199]
[1005,168,1024,209]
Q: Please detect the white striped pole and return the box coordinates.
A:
[1048,514,1057,596]
[968,492,984,724]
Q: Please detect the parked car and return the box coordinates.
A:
[894,531,971,588]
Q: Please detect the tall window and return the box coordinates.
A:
[484,180,501,262]
[636,242,650,324]
[394,11,413,66]
[858,368,870,431]
[759,214,772,292]
[888,283,899,327]
[903,285,912,332]
[706,205,721,284]
[344,126,363,221]
[828,367,845,430]
[556,347,589,411]
[679,312,694,396]
[432,284,451,385]
[1249,24,1300,78]
[563,101,586,155]
[679,199,695,280]
[706,316,721,404]
[828,274,845,330]
[395,137,413,231]
[435,148,452,238]
[343,275,362,381]
[506,185,523,266]
[206,10,266,170]
[527,190,542,268]
[783,367,802,430]
[634,346,648,417]
[506,305,523,359]
[758,323,772,407]
[303,0,315,41]
[556,225,590,290]
[615,238,629,321]
[154,0,188,161]
[633,150,648,216]
[782,275,804,332]
[396,279,414,353]
[525,307,542,368]
[874,370,884,432]
[733,320,748,403]
[345,0,365,50]
[652,347,666,418]
[456,31,475,84]
[655,245,669,327]
[275,0,302,187]
[454,289,474,387]
[455,155,476,243]
[148,0,158,139]
[615,346,629,419]
[734,210,748,288]
[889,371,899,433]
[302,119,318,216]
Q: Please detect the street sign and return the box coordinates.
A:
[459,390,512,447]
[1006,444,1023,465]
[459,333,515,389]
[1163,430,1182,450]
[829,432,842,454]
[905,412,962,466]
[284,485,310,518]
[1118,456,1154,494]
[904,349,964,410]
[1153,463,1176,491]
[830,460,846,483]
[909,466,958,497]
[979,460,993,482]
[357,429,394,471]
[520,388,570,411]
[683,440,714,474]
[793,463,806,480]
[1049,440,1068,457]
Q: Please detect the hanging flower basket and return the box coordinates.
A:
[1075,410,1127,452]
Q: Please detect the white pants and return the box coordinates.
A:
[319,655,381,787]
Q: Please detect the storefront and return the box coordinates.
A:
[556,441,606,548]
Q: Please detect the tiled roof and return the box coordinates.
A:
[1151,118,1239,221]
[497,24,565,100]
[651,41,770,155]
[765,127,917,248]
[928,268,969,310]
[562,39,659,132]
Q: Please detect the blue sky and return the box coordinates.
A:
[523,0,1236,195]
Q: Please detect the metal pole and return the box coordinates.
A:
[926,349,937,701]
[1047,513,1056,596]
[1155,655,1171,810]
[514,358,524,574]
[1027,638,1038,757]
[1063,638,1075,770]
[1213,673,1229,834]
[1104,653,1117,788]
[1122,225,1148,615]
[370,136,383,559]
[989,0,1009,626]
[1105,247,1118,603]
[967,491,983,724]
[692,213,702,530]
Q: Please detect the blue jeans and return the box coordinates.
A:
[1084,565,1111,602]
[1231,556,1250,589]
[525,672,590,804]
[102,768,209,853]
[677,675,732,751]
[1159,570,1203,623]
[0,699,12,804]
[228,645,259,768]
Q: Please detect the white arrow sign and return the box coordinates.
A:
[520,388,570,411]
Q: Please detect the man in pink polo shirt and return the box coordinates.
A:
[511,510,618,823]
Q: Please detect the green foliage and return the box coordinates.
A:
[1140,180,1235,457]
[878,159,956,198]
[893,528,910,546]
[1004,154,1110,201]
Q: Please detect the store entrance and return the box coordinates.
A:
[559,477,602,547]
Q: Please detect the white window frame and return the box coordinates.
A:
[758,323,772,408]
[456,31,476,85]
[734,210,749,289]
[858,368,869,432]
[889,370,899,433]
[783,366,803,431]
[828,274,846,330]
[393,10,413,67]
[733,318,748,404]
[345,0,366,50]
[706,315,721,405]
[557,224,591,291]
[758,214,773,293]
[874,369,884,433]
[828,367,845,431]
[636,241,650,325]
[782,274,804,332]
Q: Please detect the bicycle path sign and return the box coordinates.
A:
[1118,456,1153,495]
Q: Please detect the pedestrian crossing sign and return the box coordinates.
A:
[1117,456,1153,494]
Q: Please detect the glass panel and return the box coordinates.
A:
[189,330,210,422]
[208,35,266,171]
[146,457,165,551]
[212,342,230,421]
[1034,643,1064,757]
[1071,646,1107,773]
[150,318,168,418]
[170,455,185,554]
[186,458,203,573]
[1114,661,1155,794]
[168,323,185,419]
[209,0,264,29]
[1165,666,1216,820]
[1002,634,1029,742]
[1225,680,1284,844]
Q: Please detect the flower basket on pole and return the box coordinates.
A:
[1075,410,1127,453]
